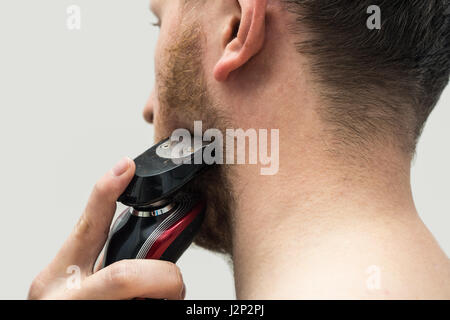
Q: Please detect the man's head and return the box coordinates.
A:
[143,0,450,254]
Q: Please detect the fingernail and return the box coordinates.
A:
[112,157,131,176]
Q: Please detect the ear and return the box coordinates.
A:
[213,0,267,82]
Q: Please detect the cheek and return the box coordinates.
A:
[154,3,182,74]
[152,34,167,123]
[153,11,181,109]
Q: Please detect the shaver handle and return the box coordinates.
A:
[102,201,205,268]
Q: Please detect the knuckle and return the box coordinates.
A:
[165,262,183,291]
[93,180,110,200]
[74,214,92,238]
[106,261,136,288]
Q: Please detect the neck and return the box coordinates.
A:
[228,132,418,299]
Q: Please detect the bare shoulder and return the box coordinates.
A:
[268,215,450,299]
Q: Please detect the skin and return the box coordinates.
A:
[28,158,185,299]
[30,0,450,299]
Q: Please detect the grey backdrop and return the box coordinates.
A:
[0,0,448,299]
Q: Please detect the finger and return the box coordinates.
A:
[48,157,135,276]
[67,259,186,300]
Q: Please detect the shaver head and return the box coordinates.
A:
[118,137,212,210]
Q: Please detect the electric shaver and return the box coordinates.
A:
[102,137,212,267]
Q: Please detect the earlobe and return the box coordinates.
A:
[213,0,267,82]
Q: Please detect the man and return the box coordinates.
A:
[29,0,450,299]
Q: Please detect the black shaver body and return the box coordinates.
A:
[103,137,212,267]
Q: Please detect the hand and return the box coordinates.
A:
[28,157,186,300]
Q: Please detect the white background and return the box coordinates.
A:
[0,0,448,299]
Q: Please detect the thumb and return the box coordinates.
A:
[48,157,136,276]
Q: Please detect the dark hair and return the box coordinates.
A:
[282,0,450,155]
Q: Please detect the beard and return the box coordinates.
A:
[154,22,235,255]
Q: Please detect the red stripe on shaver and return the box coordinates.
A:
[145,201,205,260]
